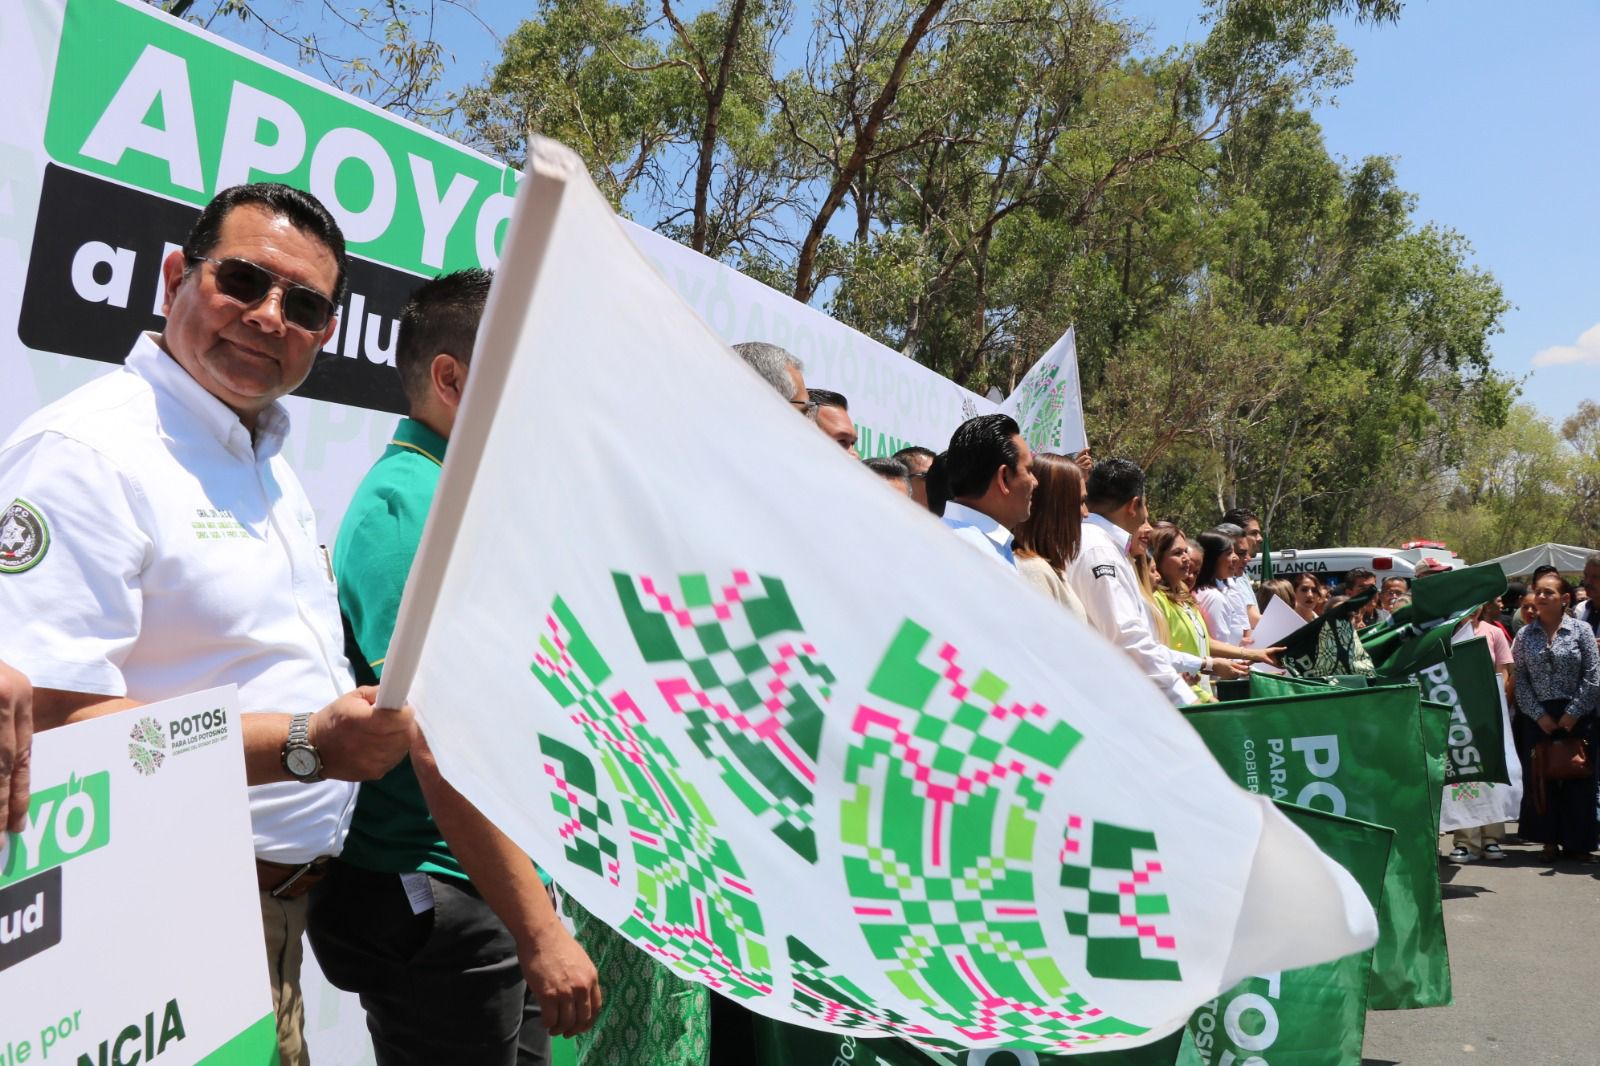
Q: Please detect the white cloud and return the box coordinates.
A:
[1533,322,1600,367]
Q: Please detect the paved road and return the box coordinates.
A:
[1362,831,1600,1066]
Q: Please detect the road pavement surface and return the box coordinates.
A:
[1362,830,1600,1065]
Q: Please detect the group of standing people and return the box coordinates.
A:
[842,413,1281,707]
[1507,559,1600,863]
[3,172,1600,1066]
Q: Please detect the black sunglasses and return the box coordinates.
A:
[188,255,337,332]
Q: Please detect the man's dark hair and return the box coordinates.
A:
[1221,506,1259,529]
[945,414,1022,499]
[808,388,848,411]
[893,445,935,465]
[1085,457,1145,509]
[183,183,349,304]
[924,452,950,517]
[864,456,909,481]
[396,269,494,409]
[1346,566,1376,585]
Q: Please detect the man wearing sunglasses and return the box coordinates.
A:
[0,182,414,1066]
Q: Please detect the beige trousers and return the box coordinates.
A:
[260,890,311,1066]
[1452,822,1506,854]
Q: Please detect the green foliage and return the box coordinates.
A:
[181,0,1574,556]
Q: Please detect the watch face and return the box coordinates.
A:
[286,747,320,778]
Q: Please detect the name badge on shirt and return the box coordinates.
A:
[1092,564,1117,580]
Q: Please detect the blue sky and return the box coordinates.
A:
[1118,0,1600,427]
[214,0,1597,424]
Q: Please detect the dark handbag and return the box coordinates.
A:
[1534,736,1590,781]
[1530,730,1591,815]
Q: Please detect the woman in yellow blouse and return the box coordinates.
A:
[1148,524,1280,699]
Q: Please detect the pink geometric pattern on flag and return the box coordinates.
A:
[616,570,831,863]
[839,619,1153,1047]
[530,596,772,998]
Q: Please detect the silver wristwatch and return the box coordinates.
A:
[281,712,323,781]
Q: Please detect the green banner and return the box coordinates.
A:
[1214,672,1368,703]
[1181,685,1451,1009]
[1276,593,1376,678]
[1359,563,1508,679]
[1176,804,1392,1066]
[1411,637,1509,786]
[45,0,517,275]
[0,770,111,888]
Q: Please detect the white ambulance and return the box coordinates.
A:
[1244,545,1467,583]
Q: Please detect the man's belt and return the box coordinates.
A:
[256,857,332,899]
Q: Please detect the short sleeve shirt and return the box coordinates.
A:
[1473,620,1513,669]
[335,418,462,880]
[0,333,356,863]
[334,418,550,885]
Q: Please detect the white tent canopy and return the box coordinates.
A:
[1483,543,1599,577]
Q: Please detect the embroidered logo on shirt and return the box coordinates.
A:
[191,508,248,541]
[1092,564,1117,580]
[0,498,49,574]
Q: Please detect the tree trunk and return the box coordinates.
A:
[791,0,949,302]
[691,0,750,253]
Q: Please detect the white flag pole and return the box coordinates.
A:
[375,141,573,711]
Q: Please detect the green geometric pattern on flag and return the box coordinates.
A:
[531,595,773,998]
[786,936,948,1044]
[840,618,1159,1049]
[1182,684,1451,1010]
[614,570,831,863]
[1012,363,1067,453]
[539,734,621,884]
[1178,803,1393,1066]
[1059,819,1182,982]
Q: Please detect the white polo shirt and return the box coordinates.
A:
[0,333,357,863]
[1067,514,1197,706]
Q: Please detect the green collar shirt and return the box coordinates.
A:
[334,418,547,882]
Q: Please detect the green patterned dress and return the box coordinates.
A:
[565,894,711,1065]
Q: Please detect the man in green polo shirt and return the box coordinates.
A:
[306,270,599,1065]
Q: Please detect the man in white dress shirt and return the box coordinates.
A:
[1070,458,1231,706]
[938,414,1037,571]
[0,183,414,1064]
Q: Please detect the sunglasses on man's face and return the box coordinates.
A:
[189,255,337,332]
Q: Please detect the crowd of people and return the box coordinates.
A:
[1,178,1598,1066]
[750,356,1600,876]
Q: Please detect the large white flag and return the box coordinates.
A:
[1002,326,1088,456]
[375,140,1375,1053]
